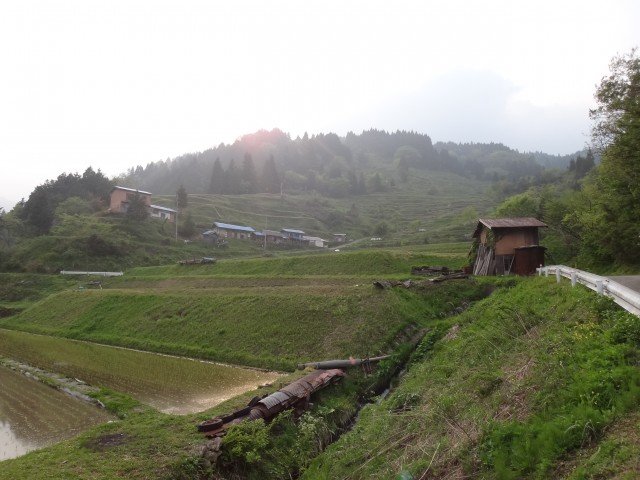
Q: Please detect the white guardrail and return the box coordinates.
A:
[60,270,123,277]
[537,265,640,316]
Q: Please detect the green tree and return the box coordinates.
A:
[586,49,640,265]
[261,155,281,194]
[370,173,384,192]
[126,193,149,221]
[242,153,258,193]
[176,184,188,208]
[224,159,241,194]
[21,186,54,235]
[179,212,196,238]
[209,157,225,194]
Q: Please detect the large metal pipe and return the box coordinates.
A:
[297,355,391,370]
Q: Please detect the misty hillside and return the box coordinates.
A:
[115,129,587,198]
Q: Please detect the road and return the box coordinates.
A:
[607,276,640,293]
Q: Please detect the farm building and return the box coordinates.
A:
[212,222,255,239]
[333,233,347,243]
[281,228,305,243]
[257,229,287,244]
[471,217,547,276]
[109,186,176,222]
[109,186,152,214]
[150,204,176,222]
[303,235,328,248]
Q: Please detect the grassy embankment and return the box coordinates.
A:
[303,277,640,480]
[0,244,483,479]
[3,246,637,479]
[0,245,470,372]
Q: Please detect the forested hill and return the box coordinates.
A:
[115,129,586,198]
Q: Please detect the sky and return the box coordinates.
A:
[1,0,639,209]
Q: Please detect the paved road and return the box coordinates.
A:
[607,276,640,293]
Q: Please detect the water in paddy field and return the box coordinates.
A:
[0,366,113,461]
[0,329,283,415]
[0,329,283,459]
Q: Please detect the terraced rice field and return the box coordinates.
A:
[0,329,282,415]
[0,366,113,461]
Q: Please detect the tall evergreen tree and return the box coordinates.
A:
[176,184,188,208]
[209,158,225,194]
[261,155,280,194]
[242,153,258,193]
[126,193,149,221]
[224,159,241,194]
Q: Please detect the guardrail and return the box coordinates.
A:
[537,265,640,316]
[60,271,123,277]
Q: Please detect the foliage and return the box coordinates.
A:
[176,184,188,208]
[303,278,640,479]
[179,212,196,238]
[581,48,640,266]
[126,193,149,221]
[19,168,112,235]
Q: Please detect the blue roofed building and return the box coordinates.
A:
[212,222,256,240]
[281,228,305,242]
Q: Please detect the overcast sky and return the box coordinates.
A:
[1,0,639,209]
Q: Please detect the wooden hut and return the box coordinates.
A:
[471,217,547,276]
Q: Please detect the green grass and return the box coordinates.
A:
[302,279,640,479]
[2,244,637,479]
[0,280,479,372]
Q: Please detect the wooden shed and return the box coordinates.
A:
[471,217,547,276]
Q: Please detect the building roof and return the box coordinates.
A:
[263,229,286,238]
[213,222,255,232]
[303,236,327,242]
[473,217,548,238]
[150,204,176,213]
[111,186,152,196]
[281,228,305,234]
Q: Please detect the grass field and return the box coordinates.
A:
[0,246,474,371]
[2,244,637,479]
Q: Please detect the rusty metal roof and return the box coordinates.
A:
[259,391,292,410]
[473,217,547,237]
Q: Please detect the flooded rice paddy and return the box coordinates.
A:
[0,366,113,461]
[0,329,282,460]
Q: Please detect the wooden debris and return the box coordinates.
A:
[430,272,469,282]
[177,257,216,265]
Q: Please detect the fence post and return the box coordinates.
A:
[545,267,549,277]
[571,271,577,287]
[596,280,604,295]
[556,269,561,283]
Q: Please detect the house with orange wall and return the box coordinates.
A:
[109,186,176,222]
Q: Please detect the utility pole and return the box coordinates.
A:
[175,193,178,243]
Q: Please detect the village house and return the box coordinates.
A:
[109,186,151,213]
[211,221,255,239]
[281,228,305,243]
[257,229,287,244]
[471,217,547,276]
[333,233,347,243]
[150,204,177,222]
[109,186,177,222]
[303,235,328,248]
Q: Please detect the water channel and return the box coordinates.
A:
[0,329,282,461]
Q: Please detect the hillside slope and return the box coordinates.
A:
[304,278,640,479]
